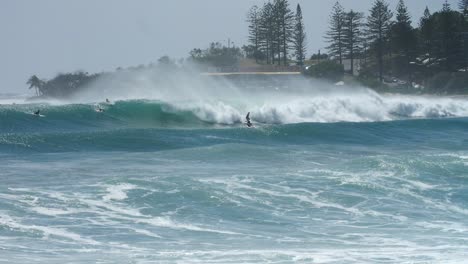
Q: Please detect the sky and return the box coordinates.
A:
[0,0,459,93]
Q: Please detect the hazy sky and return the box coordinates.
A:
[0,0,458,93]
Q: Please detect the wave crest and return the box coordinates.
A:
[2,90,468,130]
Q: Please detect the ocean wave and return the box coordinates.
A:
[2,91,468,130]
[1,117,467,153]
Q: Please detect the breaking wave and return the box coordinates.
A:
[2,90,468,130]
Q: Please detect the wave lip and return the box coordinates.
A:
[3,91,468,130]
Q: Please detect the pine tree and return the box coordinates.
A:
[460,0,468,9]
[460,0,468,25]
[439,0,465,71]
[443,0,451,12]
[460,0,468,12]
[391,0,417,77]
[247,6,261,62]
[419,7,435,58]
[367,0,393,82]
[259,2,278,64]
[326,2,346,65]
[343,10,364,74]
[396,0,411,27]
[274,0,295,66]
[293,4,307,66]
[420,6,431,28]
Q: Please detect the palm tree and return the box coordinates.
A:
[26,75,43,96]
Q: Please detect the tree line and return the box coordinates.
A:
[245,0,307,66]
[27,0,468,97]
[27,72,99,98]
[325,0,468,85]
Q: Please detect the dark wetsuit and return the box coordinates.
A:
[246,112,252,127]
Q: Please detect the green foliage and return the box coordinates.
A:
[310,53,329,60]
[157,55,178,71]
[343,10,364,73]
[425,72,468,94]
[418,7,466,72]
[247,0,297,66]
[460,0,468,11]
[355,67,392,91]
[367,0,393,82]
[242,45,266,61]
[393,0,414,51]
[419,6,435,56]
[157,56,173,65]
[259,2,277,64]
[390,0,418,77]
[275,0,295,66]
[26,75,45,96]
[326,2,346,64]
[39,72,100,98]
[358,76,387,90]
[189,42,242,67]
[247,5,262,62]
[437,7,466,71]
[293,4,307,66]
[460,0,468,19]
[304,60,344,82]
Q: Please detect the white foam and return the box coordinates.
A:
[404,179,435,191]
[137,216,240,235]
[175,100,242,124]
[31,207,83,216]
[200,178,364,215]
[132,228,162,238]
[142,247,468,264]
[44,66,468,124]
[103,183,137,201]
[6,88,468,124]
[80,197,143,217]
[0,214,99,245]
[414,221,468,234]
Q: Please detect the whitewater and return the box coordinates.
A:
[1,76,468,263]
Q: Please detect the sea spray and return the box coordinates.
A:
[3,93,468,130]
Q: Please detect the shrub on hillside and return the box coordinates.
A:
[425,72,468,94]
[304,61,344,82]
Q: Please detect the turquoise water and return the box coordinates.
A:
[1,96,468,263]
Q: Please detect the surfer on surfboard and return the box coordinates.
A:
[246,112,253,127]
[95,105,104,112]
[33,110,41,116]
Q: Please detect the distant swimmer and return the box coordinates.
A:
[245,112,253,127]
[95,106,104,112]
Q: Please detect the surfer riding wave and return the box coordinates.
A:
[246,112,253,127]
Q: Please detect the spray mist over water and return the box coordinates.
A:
[71,65,468,124]
[5,65,468,125]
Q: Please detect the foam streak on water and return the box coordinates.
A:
[1,91,468,263]
[0,143,468,263]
